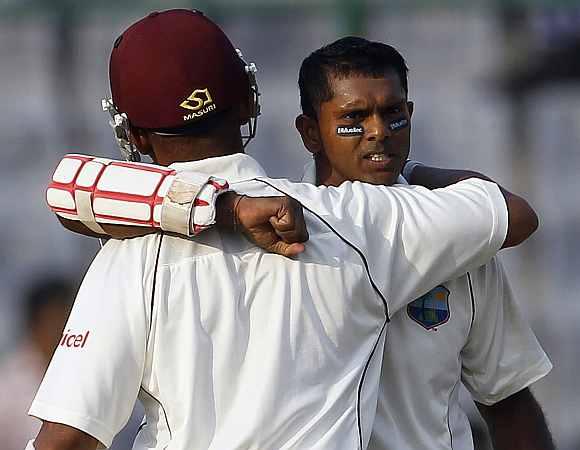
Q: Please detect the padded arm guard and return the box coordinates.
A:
[46,154,229,236]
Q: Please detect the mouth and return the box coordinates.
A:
[366,152,390,162]
[362,151,400,164]
[359,151,403,179]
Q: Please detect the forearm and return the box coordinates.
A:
[48,155,307,255]
[406,162,538,249]
[56,192,249,240]
[407,164,492,189]
[477,388,556,450]
[33,421,99,450]
[48,154,230,239]
[57,215,155,239]
[56,197,237,240]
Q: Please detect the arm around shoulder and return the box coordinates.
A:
[407,164,538,248]
[56,215,155,239]
[32,421,99,450]
[477,388,556,450]
[499,187,538,248]
[49,153,308,255]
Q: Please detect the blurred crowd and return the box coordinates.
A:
[0,2,579,449]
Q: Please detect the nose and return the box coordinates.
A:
[365,114,391,142]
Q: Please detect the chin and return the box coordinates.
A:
[363,173,398,186]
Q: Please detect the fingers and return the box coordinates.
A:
[269,216,308,244]
[268,241,306,257]
[234,194,309,257]
[269,198,309,244]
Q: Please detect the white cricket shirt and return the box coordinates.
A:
[301,161,553,450]
[369,257,552,450]
[30,154,509,449]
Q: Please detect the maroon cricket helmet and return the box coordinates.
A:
[109,9,249,130]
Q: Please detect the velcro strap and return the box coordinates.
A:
[161,178,200,236]
[75,190,106,234]
[190,177,230,235]
[160,175,229,236]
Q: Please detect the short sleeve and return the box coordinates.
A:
[363,179,509,315]
[28,236,159,447]
[460,257,552,405]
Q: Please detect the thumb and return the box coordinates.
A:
[268,241,306,257]
[269,211,308,244]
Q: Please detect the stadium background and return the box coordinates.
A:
[0,0,578,448]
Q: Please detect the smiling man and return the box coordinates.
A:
[294,37,554,450]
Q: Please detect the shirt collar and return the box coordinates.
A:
[300,158,409,185]
[300,160,317,183]
[169,153,267,183]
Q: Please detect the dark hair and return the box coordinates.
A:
[150,108,232,136]
[298,37,409,118]
[23,277,75,328]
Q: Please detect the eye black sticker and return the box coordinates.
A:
[337,125,364,136]
[389,118,409,132]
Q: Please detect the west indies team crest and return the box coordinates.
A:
[407,285,450,330]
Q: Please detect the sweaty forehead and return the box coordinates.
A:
[327,72,405,108]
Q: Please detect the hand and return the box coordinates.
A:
[216,193,309,257]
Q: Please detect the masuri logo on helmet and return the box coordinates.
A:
[180,88,217,121]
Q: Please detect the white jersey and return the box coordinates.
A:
[301,161,553,450]
[370,258,552,450]
[30,154,508,450]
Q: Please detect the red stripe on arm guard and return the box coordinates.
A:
[46,154,230,236]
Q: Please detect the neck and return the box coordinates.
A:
[314,153,341,187]
[150,114,245,165]
[153,135,244,166]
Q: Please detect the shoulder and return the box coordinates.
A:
[96,234,164,266]
[64,235,166,329]
[466,255,514,329]
[468,256,506,299]
[80,234,165,296]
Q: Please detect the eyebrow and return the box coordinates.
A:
[337,97,404,112]
[336,99,366,110]
[384,99,405,109]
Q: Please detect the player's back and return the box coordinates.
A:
[135,213,387,450]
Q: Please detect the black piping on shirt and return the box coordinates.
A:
[255,179,390,450]
[446,378,461,450]
[141,233,171,441]
[139,386,172,441]
[148,233,164,340]
[466,272,476,333]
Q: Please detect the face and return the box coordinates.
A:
[299,73,413,186]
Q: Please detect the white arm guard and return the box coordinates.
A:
[46,154,229,236]
[24,440,36,450]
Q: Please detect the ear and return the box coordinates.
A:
[295,114,323,155]
[238,95,252,126]
[238,82,258,126]
[129,126,154,157]
[407,101,414,118]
